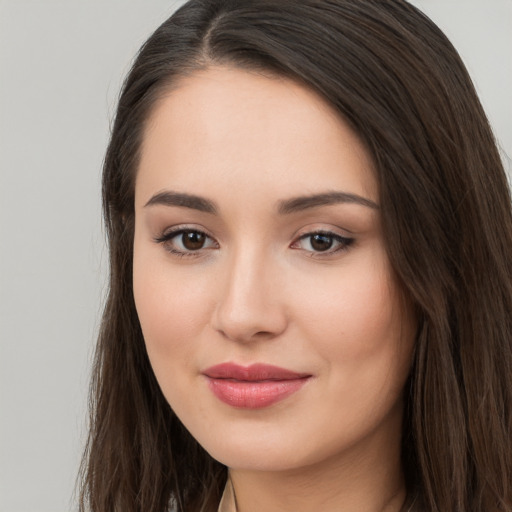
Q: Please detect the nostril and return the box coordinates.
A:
[253,330,275,339]
[213,315,286,343]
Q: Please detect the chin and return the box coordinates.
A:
[207,444,307,472]
[193,424,339,473]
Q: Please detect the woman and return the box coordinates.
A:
[79,1,512,511]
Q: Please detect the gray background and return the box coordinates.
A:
[0,1,510,511]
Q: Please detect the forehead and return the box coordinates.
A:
[136,66,376,208]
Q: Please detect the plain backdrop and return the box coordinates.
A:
[0,1,510,511]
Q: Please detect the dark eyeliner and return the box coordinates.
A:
[153,227,216,258]
[296,230,355,255]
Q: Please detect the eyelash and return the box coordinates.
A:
[153,227,218,258]
[154,227,354,259]
[292,231,354,257]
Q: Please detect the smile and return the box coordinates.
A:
[202,363,312,409]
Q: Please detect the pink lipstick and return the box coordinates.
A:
[202,363,311,409]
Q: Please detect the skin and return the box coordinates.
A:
[133,66,416,512]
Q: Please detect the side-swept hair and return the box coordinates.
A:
[79,1,512,511]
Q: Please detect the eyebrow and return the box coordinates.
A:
[144,191,217,213]
[277,191,379,214]
[143,190,378,214]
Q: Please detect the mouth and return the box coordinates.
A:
[202,363,312,409]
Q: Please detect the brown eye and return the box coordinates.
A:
[181,231,206,250]
[292,231,354,255]
[310,233,334,251]
[155,228,217,256]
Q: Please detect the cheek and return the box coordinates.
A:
[299,261,399,348]
[292,251,414,397]
[132,246,213,372]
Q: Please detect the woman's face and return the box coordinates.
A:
[133,66,415,472]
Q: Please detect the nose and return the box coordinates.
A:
[212,247,288,343]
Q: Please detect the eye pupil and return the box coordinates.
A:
[182,231,206,250]
[311,234,333,251]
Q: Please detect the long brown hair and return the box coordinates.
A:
[79,1,512,511]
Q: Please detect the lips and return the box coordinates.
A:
[202,363,311,409]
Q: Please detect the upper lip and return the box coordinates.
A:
[202,363,311,381]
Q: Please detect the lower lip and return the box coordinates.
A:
[206,377,310,409]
